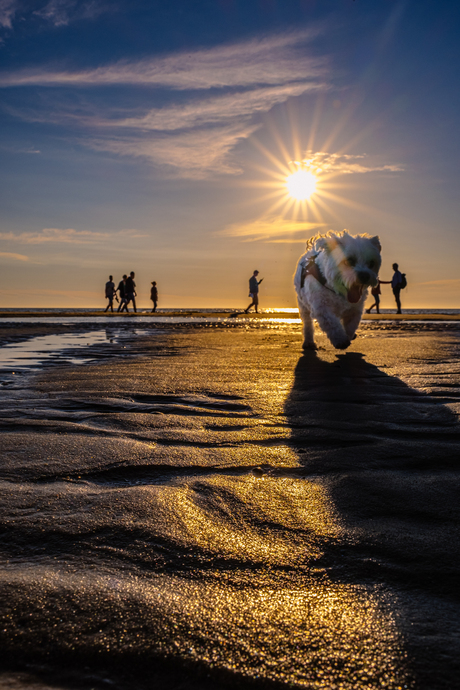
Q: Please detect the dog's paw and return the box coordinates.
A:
[302,342,318,351]
[333,338,351,350]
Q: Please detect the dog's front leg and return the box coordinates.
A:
[297,301,317,350]
[343,309,362,341]
[314,312,351,350]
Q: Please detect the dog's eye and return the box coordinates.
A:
[368,260,375,269]
[347,256,357,267]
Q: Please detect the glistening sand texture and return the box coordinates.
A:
[0,323,459,689]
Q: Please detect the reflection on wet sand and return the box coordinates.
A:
[0,326,459,689]
[0,566,407,689]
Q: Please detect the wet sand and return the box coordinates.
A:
[0,321,459,689]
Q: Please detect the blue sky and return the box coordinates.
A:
[1,0,459,309]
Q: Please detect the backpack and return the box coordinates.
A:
[400,273,407,289]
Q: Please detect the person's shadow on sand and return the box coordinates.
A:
[284,350,460,687]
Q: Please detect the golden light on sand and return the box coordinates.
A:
[286,170,317,200]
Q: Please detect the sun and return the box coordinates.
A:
[286,170,317,200]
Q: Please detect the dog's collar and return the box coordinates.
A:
[300,257,335,293]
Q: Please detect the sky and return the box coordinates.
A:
[0,0,459,309]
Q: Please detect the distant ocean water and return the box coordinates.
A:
[1,307,460,314]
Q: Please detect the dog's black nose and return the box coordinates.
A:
[357,270,370,284]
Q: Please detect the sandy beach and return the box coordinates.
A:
[0,319,459,689]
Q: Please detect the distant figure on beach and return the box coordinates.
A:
[125,271,137,313]
[117,274,129,313]
[150,281,158,313]
[366,278,391,314]
[245,270,263,314]
[391,263,404,314]
[104,275,116,313]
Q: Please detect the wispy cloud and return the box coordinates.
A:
[220,216,326,242]
[296,151,404,175]
[7,30,402,180]
[4,77,326,177]
[2,287,96,297]
[0,227,145,244]
[0,0,18,29]
[416,279,460,287]
[0,0,111,33]
[76,83,325,132]
[0,30,325,88]
[33,0,109,27]
[0,250,29,261]
[89,123,261,178]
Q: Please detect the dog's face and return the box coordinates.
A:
[317,232,382,303]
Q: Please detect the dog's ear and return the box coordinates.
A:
[315,237,329,252]
[326,233,345,252]
[369,235,381,253]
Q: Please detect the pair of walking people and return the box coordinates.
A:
[366,263,405,314]
[116,272,137,313]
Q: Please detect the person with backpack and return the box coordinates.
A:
[391,263,406,314]
[125,271,137,313]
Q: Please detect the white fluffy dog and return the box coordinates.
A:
[294,231,382,350]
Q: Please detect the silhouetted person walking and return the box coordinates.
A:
[125,271,137,313]
[245,270,263,313]
[150,281,158,313]
[391,263,403,313]
[104,275,116,313]
[117,274,129,312]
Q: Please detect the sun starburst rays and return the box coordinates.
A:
[238,110,395,244]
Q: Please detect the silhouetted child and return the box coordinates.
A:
[150,281,158,313]
[366,279,391,314]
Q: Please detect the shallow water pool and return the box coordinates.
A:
[0,331,114,371]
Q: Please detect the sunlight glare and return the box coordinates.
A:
[286,170,317,200]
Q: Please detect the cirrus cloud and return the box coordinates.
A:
[0,0,17,29]
[0,30,332,178]
[0,29,403,180]
[0,29,325,89]
[296,151,404,176]
[88,123,261,178]
[0,0,112,33]
[0,227,146,245]
[0,250,29,261]
[219,215,327,242]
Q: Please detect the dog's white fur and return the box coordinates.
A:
[294,231,382,350]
